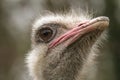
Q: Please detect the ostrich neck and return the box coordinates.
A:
[42,46,88,80]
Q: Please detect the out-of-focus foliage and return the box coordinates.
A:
[0,0,119,80]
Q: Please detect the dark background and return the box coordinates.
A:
[0,0,120,80]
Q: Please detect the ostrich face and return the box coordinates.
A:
[26,14,109,80]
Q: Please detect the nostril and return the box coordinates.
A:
[78,20,89,27]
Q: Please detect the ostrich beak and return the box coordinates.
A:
[49,16,109,49]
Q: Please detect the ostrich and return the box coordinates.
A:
[26,11,109,80]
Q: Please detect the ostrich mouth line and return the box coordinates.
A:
[49,16,109,49]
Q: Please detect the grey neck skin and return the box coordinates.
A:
[43,50,82,80]
[41,38,93,80]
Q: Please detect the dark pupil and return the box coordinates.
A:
[42,30,50,36]
[39,28,53,42]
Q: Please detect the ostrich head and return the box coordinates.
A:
[26,11,109,80]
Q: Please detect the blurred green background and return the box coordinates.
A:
[0,0,120,80]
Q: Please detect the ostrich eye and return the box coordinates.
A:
[36,27,56,43]
[40,27,53,41]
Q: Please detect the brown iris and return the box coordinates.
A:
[36,27,54,43]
